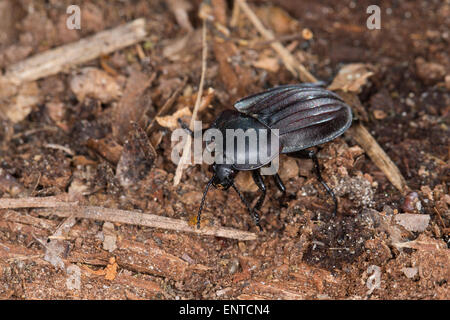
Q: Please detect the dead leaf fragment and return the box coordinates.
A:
[328,63,374,93]
[112,70,154,142]
[255,6,299,35]
[70,67,122,103]
[252,57,280,72]
[116,123,156,188]
[167,0,193,32]
[373,109,387,120]
[3,81,42,123]
[104,257,118,280]
[82,256,118,281]
[155,107,192,131]
[87,137,123,164]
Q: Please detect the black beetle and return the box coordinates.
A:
[184,83,352,230]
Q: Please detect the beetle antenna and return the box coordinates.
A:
[232,183,263,231]
[197,176,214,229]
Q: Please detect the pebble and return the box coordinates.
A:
[229,258,240,275]
[401,267,418,279]
[401,191,420,213]
[394,214,430,232]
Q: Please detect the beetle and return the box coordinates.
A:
[184,83,352,230]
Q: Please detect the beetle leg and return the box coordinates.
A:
[252,170,267,211]
[273,173,286,193]
[292,150,338,215]
[232,183,263,231]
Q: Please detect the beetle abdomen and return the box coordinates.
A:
[234,84,352,154]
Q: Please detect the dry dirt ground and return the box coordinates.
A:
[0,0,448,299]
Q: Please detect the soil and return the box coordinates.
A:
[0,0,448,299]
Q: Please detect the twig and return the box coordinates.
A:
[0,195,78,209]
[0,18,147,99]
[41,206,257,241]
[0,196,257,241]
[230,0,241,27]
[236,0,408,193]
[43,143,75,156]
[173,19,208,186]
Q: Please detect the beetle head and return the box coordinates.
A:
[211,164,237,190]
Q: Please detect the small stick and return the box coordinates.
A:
[0,195,78,209]
[43,143,75,156]
[173,19,208,186]
[0,19,147,98]
[230,0,241,27]
[40,206,257,241]
[237,0,408,193]
[0,196,257,241]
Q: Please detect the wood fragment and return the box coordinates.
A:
[0,197,257,240]
[237,0,408,193]
[44,206,257,241]
[0,18,147,99]
[230,0,241,27]
[0,195,78,209]
[43,143,75,156]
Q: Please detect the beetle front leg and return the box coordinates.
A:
[292,149,338,215]
[232,183,263,231]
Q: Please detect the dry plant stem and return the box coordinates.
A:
[36,206,256,241]
[0,196,78,209]
[0,196,256,241]
[0,19,147,98]
[237,0,408,193]
[230,0,241,27]
[173,19,208,186]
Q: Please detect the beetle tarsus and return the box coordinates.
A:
[197,176,214,229]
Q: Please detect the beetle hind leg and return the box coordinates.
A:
[292,149,338,215]
[273,173,286,193]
